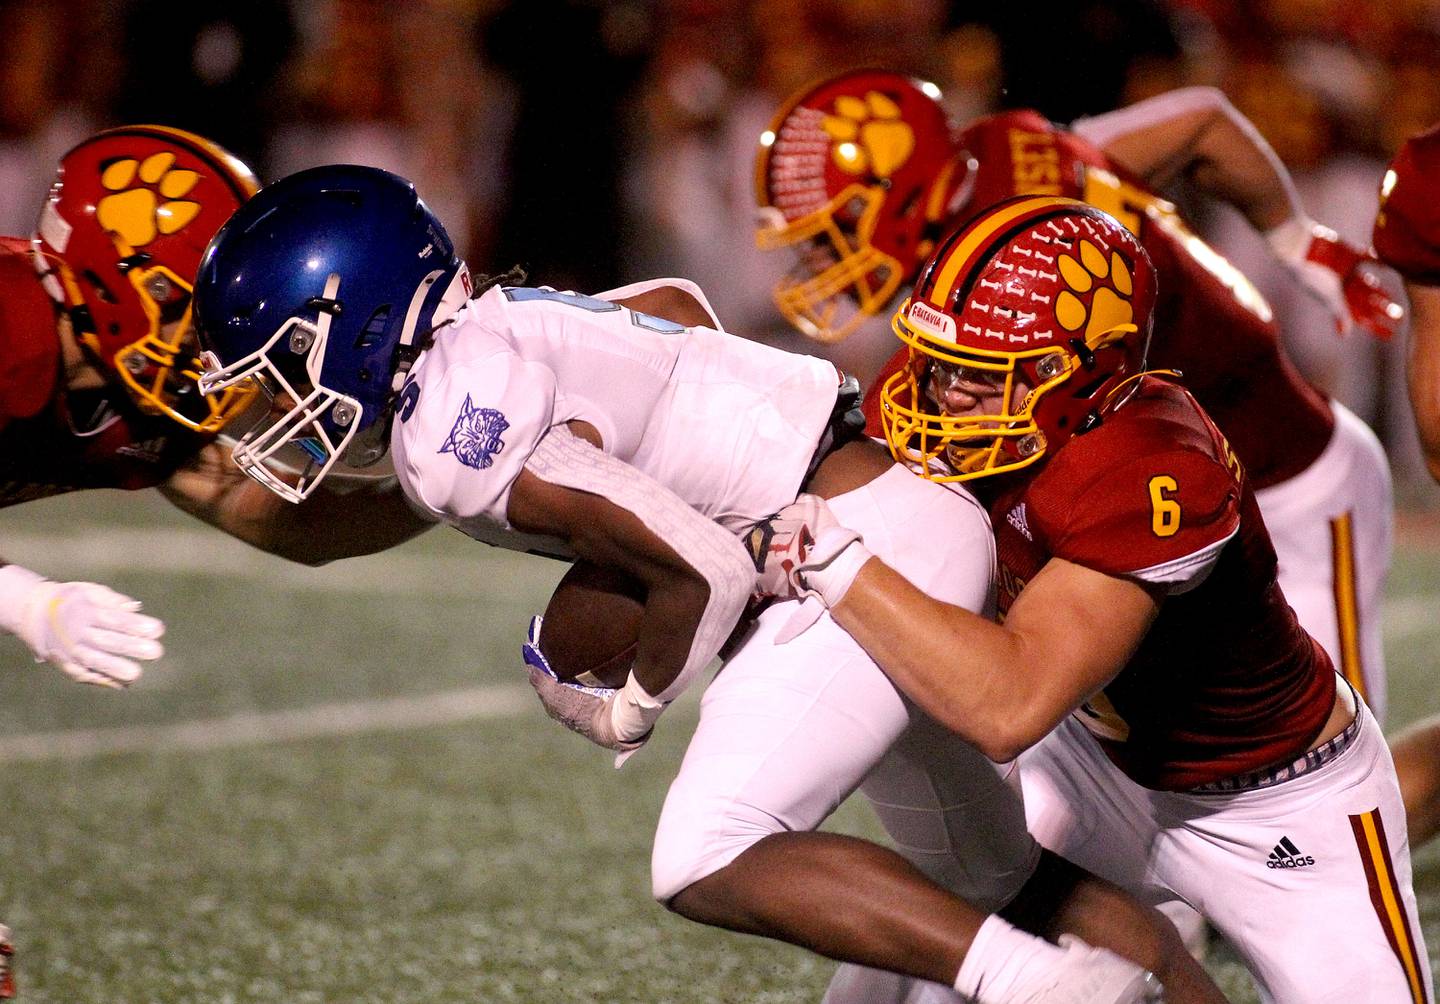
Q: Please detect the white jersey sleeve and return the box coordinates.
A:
[392,337,558,530]
[594,277,725,329]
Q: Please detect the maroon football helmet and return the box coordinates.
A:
[880,196,1158,481]
[754,69,977,343]
[33,125,260,431]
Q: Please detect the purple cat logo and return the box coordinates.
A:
[439,394,509,470]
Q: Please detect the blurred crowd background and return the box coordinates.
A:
[3,0,1437,497]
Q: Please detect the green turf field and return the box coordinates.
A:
[1,490,1436,1002]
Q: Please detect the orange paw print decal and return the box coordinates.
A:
[1055,239,1133,340]
[822,91,914,178]
[96,153,202,247]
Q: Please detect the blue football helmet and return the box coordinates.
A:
[195,165,471,501]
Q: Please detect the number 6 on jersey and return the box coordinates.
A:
[1149,475,1180,537]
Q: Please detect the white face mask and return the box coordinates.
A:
[198,263,471,503]
[198,273,363,503]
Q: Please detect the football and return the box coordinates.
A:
[538,560,646,689]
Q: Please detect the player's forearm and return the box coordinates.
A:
[629,571,711,696]
[1083,87,1302,233]
[162,447,432,565]
[583,527,748,703]
[519,427,754,707]
[829,561,1067,762]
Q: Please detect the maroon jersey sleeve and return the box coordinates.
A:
[956,110,1079,209]
[0,237,59,427]
[1026,381,1244,592]
[1374,124,1440,284]
[1044,447,1241,592]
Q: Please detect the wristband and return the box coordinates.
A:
[609,672,667,743]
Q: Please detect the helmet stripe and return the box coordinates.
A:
[925,195,1085,308]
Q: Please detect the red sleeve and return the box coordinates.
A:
[862,345,909,438]
[1374,125,1440,284]
[1043,447,1241,591]
[0,237,59,425]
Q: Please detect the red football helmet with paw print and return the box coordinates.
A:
[32,125,261,432]
[880,196,1157,482]
[1374,122,1440,286]
[754,69,976,343]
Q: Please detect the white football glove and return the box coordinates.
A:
[748,495,871,603]
[521,616,663,767]
[0,564,165,688]
[1266,216,1405,339]
[745,495,872,643]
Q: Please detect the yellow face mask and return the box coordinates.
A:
[756,182,906,344]
[880,300,1087,481]
[62,244,258,433]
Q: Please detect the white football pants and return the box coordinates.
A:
[651,465,1040,920]
[1023,704,1431,1004]
[1256,401,1393,723]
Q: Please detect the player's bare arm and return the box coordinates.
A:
[158,440,434,566]
[1080,87,1401,337]
[1076,87,1300,233]
[508,460,712,699]
[507,422,754,755]
[809,550,1159,763]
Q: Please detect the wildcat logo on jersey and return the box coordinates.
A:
[439,394,509,470]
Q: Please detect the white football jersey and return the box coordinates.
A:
[390,282,841,547]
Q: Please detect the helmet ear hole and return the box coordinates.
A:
[356,304,392,349]
[81,268,119,304]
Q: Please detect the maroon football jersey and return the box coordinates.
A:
[0,237,59,425]
[864,110,1334,489]
[1373,124,1440,285]
[987,377,1336,791]
[0,240,207,506]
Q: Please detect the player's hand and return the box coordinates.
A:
[0,565,164,688]
[1268,218,1405,339]
[522,616,650,763]
[746,495,869,604]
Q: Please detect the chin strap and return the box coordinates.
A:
[1096,367,1182,415]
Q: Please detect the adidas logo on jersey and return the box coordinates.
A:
[1007,503,1033,541]
[1265,836,1315,869]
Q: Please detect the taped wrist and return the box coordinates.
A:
[609,672,667,743]
[798,531,873,607]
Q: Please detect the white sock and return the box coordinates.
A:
[953,915,1068,1003]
